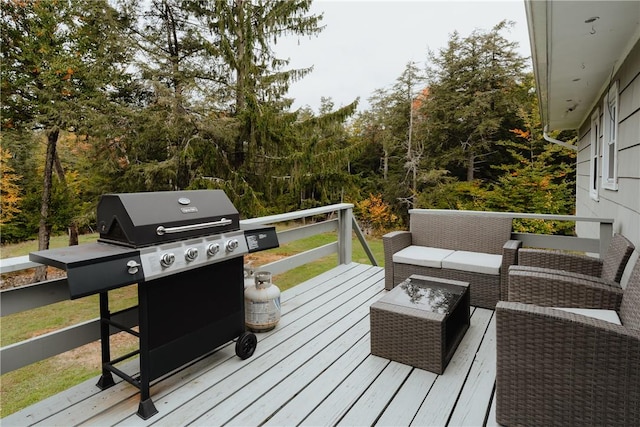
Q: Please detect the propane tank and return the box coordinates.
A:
[243,263,255,289]
[244,271,281,332]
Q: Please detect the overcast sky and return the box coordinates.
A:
[274,0,532,113]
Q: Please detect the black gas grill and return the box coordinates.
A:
[30,190,278,419]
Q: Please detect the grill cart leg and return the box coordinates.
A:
[137,398,158,420]
[136,348,158,420]
[136,284,159,419]
[96,292,116,390]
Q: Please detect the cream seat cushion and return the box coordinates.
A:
[553,307,621,325]
[441,250,502,275]
[392,246,455,268]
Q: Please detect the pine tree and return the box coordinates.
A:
[1,0,132,278]
[420,20,527,182]
[106,0,220,191]
[190,0,323,170]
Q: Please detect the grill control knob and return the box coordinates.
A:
[207,243,220,257]
[225,239,239,253]
[160,253,175,268]
[127,260,141,275]
[185,247,199,262]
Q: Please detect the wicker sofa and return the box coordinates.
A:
[496,255,640,426]
[383,210,521,309]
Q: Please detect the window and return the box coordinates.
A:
[602,81,619,190]
[589,109,600,200]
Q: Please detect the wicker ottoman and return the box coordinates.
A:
[370,275,470,374]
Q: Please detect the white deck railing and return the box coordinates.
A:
[0,207,613,375]
[0,203,375,375]
[410,209,614,256]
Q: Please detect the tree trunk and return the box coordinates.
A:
[69,225,79,246]
[233,0,247,168]
[34,126,59,282]
[234,0,246,113]
[412,163,417,197]
[53,150,79,246]
[382,148,388,181]
[162,0,185,189]
[467,153,475,181]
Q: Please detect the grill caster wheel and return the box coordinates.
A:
[236,332,257,359]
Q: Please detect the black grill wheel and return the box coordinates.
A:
[235,332,257,359]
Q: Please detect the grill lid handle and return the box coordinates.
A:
[156,218,233,235]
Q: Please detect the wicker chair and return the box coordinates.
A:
[508,234,635,310]
[508,267,625,310]
[507,234,635,309]
[495,256,640,426]
[513,233,634,279]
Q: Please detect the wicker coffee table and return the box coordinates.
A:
[370,274,470,374]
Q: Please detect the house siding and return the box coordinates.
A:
[576,38,640,279]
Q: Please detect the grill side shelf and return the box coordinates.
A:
[29,243,140,269]
[30,243,144,299]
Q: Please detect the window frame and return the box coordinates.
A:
[602,81,619,191]
[589,108,600,200]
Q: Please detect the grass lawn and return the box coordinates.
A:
[1,233,99,258]
[0,230,384,417]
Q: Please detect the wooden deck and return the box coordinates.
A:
[2,263,499,426]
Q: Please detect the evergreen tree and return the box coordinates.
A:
[351,62,429,216]
[483,84,577,234]
[284,98,360,210]
[394,61,425,208]
[419,20,527,182]
[415,72,576,235]
[182,0,366,215]
[108,0,226,192]
[1,0,133,277]
[190,1,322,182]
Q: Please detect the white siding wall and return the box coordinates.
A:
[576,39,640,282]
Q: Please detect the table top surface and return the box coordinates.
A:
[381,275,468,315]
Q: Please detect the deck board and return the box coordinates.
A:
[410,308,494,427]
[228,320,371,426]
[337,361,413,426]
[301,354,389,426]
[448,315,497,426]
[2,263,500,426]
[261,335,373,427]
[375,367,437,426]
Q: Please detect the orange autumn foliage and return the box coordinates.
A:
[0,147,22,224]
[353,194,400,236]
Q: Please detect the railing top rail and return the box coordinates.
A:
[0,255,39,274]
[240,203,354,226]
[0,203,356,275]
[408,209,614,224]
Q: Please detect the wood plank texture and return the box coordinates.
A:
[2,263,500,427]
[410,308,494,427]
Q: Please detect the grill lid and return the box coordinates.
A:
[97,190,240,247]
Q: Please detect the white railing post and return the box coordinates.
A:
[599,221,614,257]
[338,206,353,265]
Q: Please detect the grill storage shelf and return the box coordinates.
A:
[29,190,277,419]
